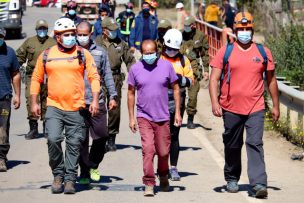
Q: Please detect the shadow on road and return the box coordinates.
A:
[181,123,212,131]
[16,133,46,139]
[7,160,30,169]
[180,146,202,151]
[179,172,199,178]
[134,185,186,193]
[116,144,141,150]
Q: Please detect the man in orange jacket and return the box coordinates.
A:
[30,18,100,195]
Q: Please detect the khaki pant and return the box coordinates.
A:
[186,80,200,116]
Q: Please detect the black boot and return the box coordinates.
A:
[107,134,117,152]
[187,115,196,129]
[25,120,39,140]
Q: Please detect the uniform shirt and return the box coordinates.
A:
[128,59,178,122]
[16,36,56,73]
[31,45,100,111]
[210,42,275,115]
[0,43,20,99]
[84,40,117,105]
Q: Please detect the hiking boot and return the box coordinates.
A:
[144,185,154,197]
[169,168,181,181]
[187,115,196,129]
[226,181,239,193]
[159,176,170,192]
[25,120,39,140]
[51,177,63,194]
[79,177,90,185]
[252,184,268,199]
[90,168,100,182]
[64,181,76,194]
[0,159,7,172]
[107,134,117,152]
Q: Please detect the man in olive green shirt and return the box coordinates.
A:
[16,19,56,139]
[180,16,209,129]
[95,17,136,151]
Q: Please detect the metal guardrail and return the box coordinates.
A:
[196,19,304,130]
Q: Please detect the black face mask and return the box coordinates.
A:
[143,8,150,16]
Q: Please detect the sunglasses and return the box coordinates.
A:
[77,34,89,37]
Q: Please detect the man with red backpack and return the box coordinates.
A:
[209,11,279,198]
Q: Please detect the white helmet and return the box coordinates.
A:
[54,18,76,34]
[163,29,183,49]
[176,2,184,9]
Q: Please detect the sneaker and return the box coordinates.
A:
[226,181,239,193]
[144,185,154,197]
[159,176,170,192]
[64,181,76,194]
[51,177,63,194]
[90,168,100,182]
[252,184,268,199]
[0,159,7,172]
[79,177,90,185]
[169,168,181,181]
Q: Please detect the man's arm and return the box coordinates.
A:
[122,43,136,71]
[209,67,223,117]
[266,70,280,121]
[128,85,137,133]
[171,82,182,126]
[11,71,21,109]
[15,40,28,65]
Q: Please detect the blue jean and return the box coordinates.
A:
[45,106,86,182]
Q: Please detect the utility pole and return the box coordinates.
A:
[191,0,194,16]
[139,0,142,9]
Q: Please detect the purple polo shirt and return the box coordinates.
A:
[128,58,178,122]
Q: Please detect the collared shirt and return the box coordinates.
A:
[0,43,20,99]
[84,40,117,105]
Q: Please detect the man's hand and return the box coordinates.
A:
[129,118,137,133]
[13,96,20,109]
[31,102,41,118]
[130,47,136,54]
[108,99,117,110]
[212,102,223,117]
[174,112,182,127]
[272,106,280,122]
[89,99,99,117]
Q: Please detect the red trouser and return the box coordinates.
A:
[137,117,171,186]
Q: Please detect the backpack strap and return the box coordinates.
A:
[43,47,51,70]
[77,46,86,69]
[178,53,185,68]
[221,43,234,83]
[256,43,268,79]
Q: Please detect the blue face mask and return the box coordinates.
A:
[237,30,252,44]
[108,30,117,39]
[68,9,76,16]
[37,29,47,38]
[143,8,150,14]
[62,35,76,48]
[0,38,4,46]
[143,53,157,65]
[127,9,132,13]
[184,26,192,33]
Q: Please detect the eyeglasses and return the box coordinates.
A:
[166,47,178,51]
[77,34,89,37]
[63,33,76,37]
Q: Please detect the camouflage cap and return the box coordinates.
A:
[102,17,118,31]
[0,27,6,37]
[158,19,172,29]
[36,19,48,29]
[184,16,196,26]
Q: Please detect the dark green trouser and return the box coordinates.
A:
[45,106,86,182]
[107,74,123,135]
[25,74,47,120]
[186,80,200,116]
[0,98,11,161]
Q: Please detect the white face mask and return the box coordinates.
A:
[237,30,252,44]
[77,35,90,46]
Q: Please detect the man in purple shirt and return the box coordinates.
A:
[128,40,182,197]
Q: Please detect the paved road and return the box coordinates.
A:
[1,7,304,203]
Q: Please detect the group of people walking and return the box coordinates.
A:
[0,0,280,200]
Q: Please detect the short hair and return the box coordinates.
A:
[142,2,150,7]
[140,40,157,53]
[77,21,92,33]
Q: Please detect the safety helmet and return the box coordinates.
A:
[158,19,172,29]
[234,11,254,29]
[54,18,76,34]
[36,19,48,29]
[150,0,158,8]
[163,29,183,49]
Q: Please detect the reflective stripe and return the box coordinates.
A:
[120,18,131,35]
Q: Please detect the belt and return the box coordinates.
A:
[0,95,12,101]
